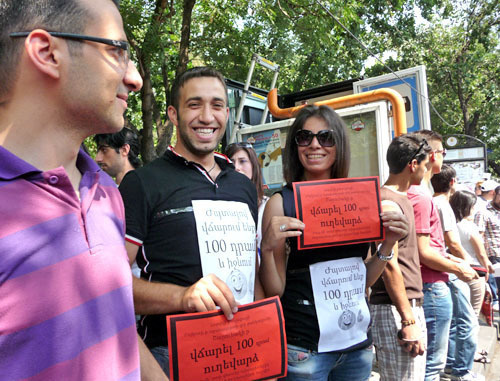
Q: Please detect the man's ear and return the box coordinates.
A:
[430,151,436,162]
[167,105,179,126]
[120,144,131,157]
[24,29,63,80]
[408,160,416,173]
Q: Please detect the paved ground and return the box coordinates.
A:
[484,311,500,381]
[485,339,500,381]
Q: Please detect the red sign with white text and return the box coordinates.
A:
[167,297,287,381]
[293,177,383,249]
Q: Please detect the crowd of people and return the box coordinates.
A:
[2,1,500,381]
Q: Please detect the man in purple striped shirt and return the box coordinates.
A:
[0,0,167,379]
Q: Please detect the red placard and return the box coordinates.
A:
[167,297,287,381]
[293,177,383,249]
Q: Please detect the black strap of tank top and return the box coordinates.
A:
[281,186,296,218]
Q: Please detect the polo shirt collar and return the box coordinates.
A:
[0,145,41,180]
[0,145,99,180]
[166,145,234,170]
[77,148,100,175]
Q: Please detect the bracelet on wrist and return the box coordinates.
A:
[401,319,416,327]
[376,243,394,262]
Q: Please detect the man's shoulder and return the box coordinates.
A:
[477,205,494,219]
[223,170,257,201]
[380,186,408,201]
[432,195,448,210]
[408,184,429,196]
[128,153,175,179]
[119,155,176,199]
[408,185,431,205]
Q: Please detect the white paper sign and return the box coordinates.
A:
[309,257,370,352]
[192,200,256,304]
[493,263,500,277]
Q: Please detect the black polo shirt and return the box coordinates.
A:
[119,147,257,347]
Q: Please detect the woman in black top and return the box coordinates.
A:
[259,105,408,380]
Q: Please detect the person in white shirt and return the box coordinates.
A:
[450,190,494,315]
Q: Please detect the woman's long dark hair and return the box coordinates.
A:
[450,190,477,221]
[283,105,350,185]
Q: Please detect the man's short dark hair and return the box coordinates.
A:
[170,67,228,111]
[94,127,141,169]
[431,164,456,193]
[409,129,443,144]
[386,134,432,174]
[0,0,119,99]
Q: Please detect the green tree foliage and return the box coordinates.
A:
[366,0,500,176]
[118,0,500,173]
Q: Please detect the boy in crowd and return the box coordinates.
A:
[370,134,431,380]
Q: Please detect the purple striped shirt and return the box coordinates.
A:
[0,146,139,380]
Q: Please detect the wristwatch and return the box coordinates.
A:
[376,243,394,262]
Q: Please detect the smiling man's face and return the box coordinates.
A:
[169,76,228,160]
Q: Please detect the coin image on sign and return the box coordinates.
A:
[338,310,356,330]
[226,269,247,298]
[446,136,458,147]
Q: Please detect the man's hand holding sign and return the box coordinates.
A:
[167,297,286,381]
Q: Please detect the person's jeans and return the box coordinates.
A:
[285,343,373,380]
[488,256,499,303]
[446,276,478,377]
[150,346,169,377]
[422,281,452,381]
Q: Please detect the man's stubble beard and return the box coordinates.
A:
[177,119,224,157]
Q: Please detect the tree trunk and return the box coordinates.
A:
[140,66,157,164]
[177,0,197,77]
[133,0,172,164]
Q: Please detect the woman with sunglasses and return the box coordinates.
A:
[225,142,269,250]
[259,105,408,380]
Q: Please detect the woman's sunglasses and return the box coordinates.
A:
[294,129,335,147]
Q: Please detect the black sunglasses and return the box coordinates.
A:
[408,138,429,164]
[10,31,130,66]
[295,129,335,147]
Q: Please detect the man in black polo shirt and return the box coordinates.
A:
[119,67,262,373]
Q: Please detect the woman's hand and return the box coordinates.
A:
[260,216,305,253]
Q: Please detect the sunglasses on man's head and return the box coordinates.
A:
[224,142,254,155]
[294,129,335,147]
[408,138,429,164]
